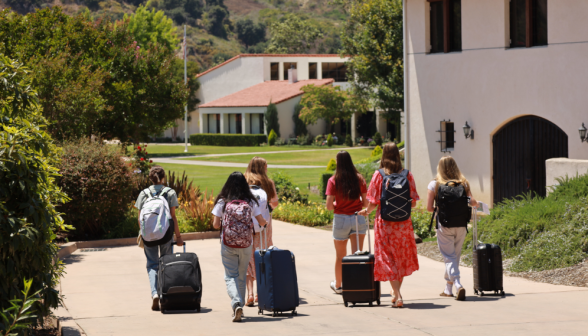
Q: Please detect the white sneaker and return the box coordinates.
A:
[330,281,342,294]
[151,294,159,311]
[233,306,243,322]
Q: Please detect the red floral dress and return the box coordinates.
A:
[367,170,420,282]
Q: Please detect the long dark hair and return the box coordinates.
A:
[334,151,363,200]
[214,172,259,209]
[380,142,403,174]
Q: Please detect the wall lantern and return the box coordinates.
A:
[580,123,587,142]
[463,121,474,140]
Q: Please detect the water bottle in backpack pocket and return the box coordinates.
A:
[379,169,413,222]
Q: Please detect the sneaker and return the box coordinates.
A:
[455,287,466,301]
[151,294,160,311]
[330,281,342,294]
[232,306,243,322]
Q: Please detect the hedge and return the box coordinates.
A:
[320,171,334,199]
[189,134,267,146]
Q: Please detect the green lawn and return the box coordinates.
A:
[181,148,374,166]
[133,144,353,158]
[157,163,326,203]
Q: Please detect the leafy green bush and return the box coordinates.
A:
[345,134,353,147]
[355,162,380,185]
[265,103,280,137]
[326,158,337,171]
[189,134,267,146]
[271,172,308,204]
[319,172,334,199]
[327,134,334,147]
[373,132,383,146]
[273,200,333,227]
[369,140,376,146]
[268,129,278,146]
[101,204,139,240]
[411,208,435,240]
[0,55,68,321]
[296,133,311,145]
[293,103,307,136]
[371,145,382,157]
[397,140,405,149]
[57,138,136,239]
[0,279,41,335]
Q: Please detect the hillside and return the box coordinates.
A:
[0,0,348,71]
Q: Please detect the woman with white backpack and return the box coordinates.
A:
[135,166,184,311]
[212,172,268,322]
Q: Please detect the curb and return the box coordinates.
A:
[58,231,220,259]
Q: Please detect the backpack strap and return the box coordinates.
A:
[378,169,386,178]
[250,185,261,190]
[428,207,437,233]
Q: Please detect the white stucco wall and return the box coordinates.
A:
[406,0,588,206]
[545,158,588,194]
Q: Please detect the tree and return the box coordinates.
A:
[204,5,229,38]
[299,84,366,132]
[292,103,307,136]
[340,0,404,139]
[0,55,70,321]
[264,102,280,137]
[266,14,322,54]
[236,18,266,48]
[147,0,204,25]
[123,3,179,51]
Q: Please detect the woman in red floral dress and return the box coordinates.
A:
[358,143,420,308]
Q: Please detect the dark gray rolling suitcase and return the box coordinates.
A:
[341,214,380,307]
[157,243,202,313]
[472,209,505,296]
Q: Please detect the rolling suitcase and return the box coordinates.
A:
[342,213,380,307]
[472,208,505,296]
[157,242,203,313]
[254,228,299,317]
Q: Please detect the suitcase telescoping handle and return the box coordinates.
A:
[259,222,268,252]
[172,241,186,253]
[473,206,478,252]
[354,212,372,255]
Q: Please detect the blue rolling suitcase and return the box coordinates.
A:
[254,229,299,317]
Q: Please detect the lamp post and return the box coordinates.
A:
[183,25,188,153]
[463,121,474,139]
[579,123,587,142]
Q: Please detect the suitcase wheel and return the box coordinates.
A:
[369,302,373,307]
[258,309,262,315]
[501,290,505,296]
[344,302,348,307]
[474,289,479,295]
[196,306,201,313]
[292,310,297,316]
[377,299,380,306]
[272,311,277,317]
[479,291,484,296]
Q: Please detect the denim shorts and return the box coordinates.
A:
[332,214,367,241]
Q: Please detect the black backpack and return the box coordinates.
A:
[429,181,472,231]
[379,169,412,222]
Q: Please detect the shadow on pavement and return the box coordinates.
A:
[402,302,449,310]
[63,254,85,265]
[299,298,308,305]
[162,307,212,314]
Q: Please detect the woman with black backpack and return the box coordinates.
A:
[426,156,477,301]
[358,143,420,308]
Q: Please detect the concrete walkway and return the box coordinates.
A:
[60,220,588,336]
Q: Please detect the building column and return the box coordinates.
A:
[241,113,248,134]
[199,112,205,133]
[376,110,387,138]
[351,112,358,144]
[221,113,228,134]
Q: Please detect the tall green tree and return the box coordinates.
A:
[123,3,179,51]
[299,84,365,132]
[292,103,307,136]
[0,54,70,321]
[264,102,280,137]
[235,18,266,48]
[266,14,322,54]
[340,0,404,138]
[0,8,189,142]
[204,5,229,38]
[147,0,204,25]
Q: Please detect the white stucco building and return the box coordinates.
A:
[166,54,394,142]
[405,0,588,206]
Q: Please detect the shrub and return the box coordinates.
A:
[371,145,382,157]
[319,171,334,199]
[265,103,280,137]
[57,138,136,239]
[272,201,333,227]
[373,132,383,146]
[296,133,311,145]
[411,208,435,240]
[189,134,267,146]
[271,171,308,203]
[369,140,376,146]
[177,187,217,233]
[102,203,139,239]
[326,134,334,147]
[345,134,353,147]
[314,134,325,145]
[355,162,380,185]
[268,129,278,146]
[326,158,337,171]
[397,140,405,149]
[293,103,307,136]
[1,55,68,320]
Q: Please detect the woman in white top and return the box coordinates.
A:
[426,156,477,301]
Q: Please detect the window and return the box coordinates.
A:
[437,120,455,152]
[207,114,220,134]
[270,62,279,80]
[321,63,347,82]
[250,114,263,134]
[309,62,317,79]
[229,114,242,134]
[428,0,461,53]
[510,0,547,48]
[284,62,297,80]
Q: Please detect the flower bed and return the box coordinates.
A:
[272,200,333,227]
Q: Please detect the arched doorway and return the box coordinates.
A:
[493,116,568,204]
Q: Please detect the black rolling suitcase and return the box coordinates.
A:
[157,242,203,313]
[472,208,505,296]
[342,213,380,307]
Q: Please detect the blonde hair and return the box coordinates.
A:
[245,157,277,200]
[379,142,403,175]
[434,156,470,194]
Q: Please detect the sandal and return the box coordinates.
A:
[255,294,258,303]
[246,295,254,307]
[392,298,403,308]
[439,292,454,297]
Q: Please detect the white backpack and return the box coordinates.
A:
[249,185,269,233]
[139,187,172,242]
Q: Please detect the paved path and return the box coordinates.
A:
[60,220,588,336]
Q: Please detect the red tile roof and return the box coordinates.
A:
[196,54,345,78]
[199,79,334,108]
